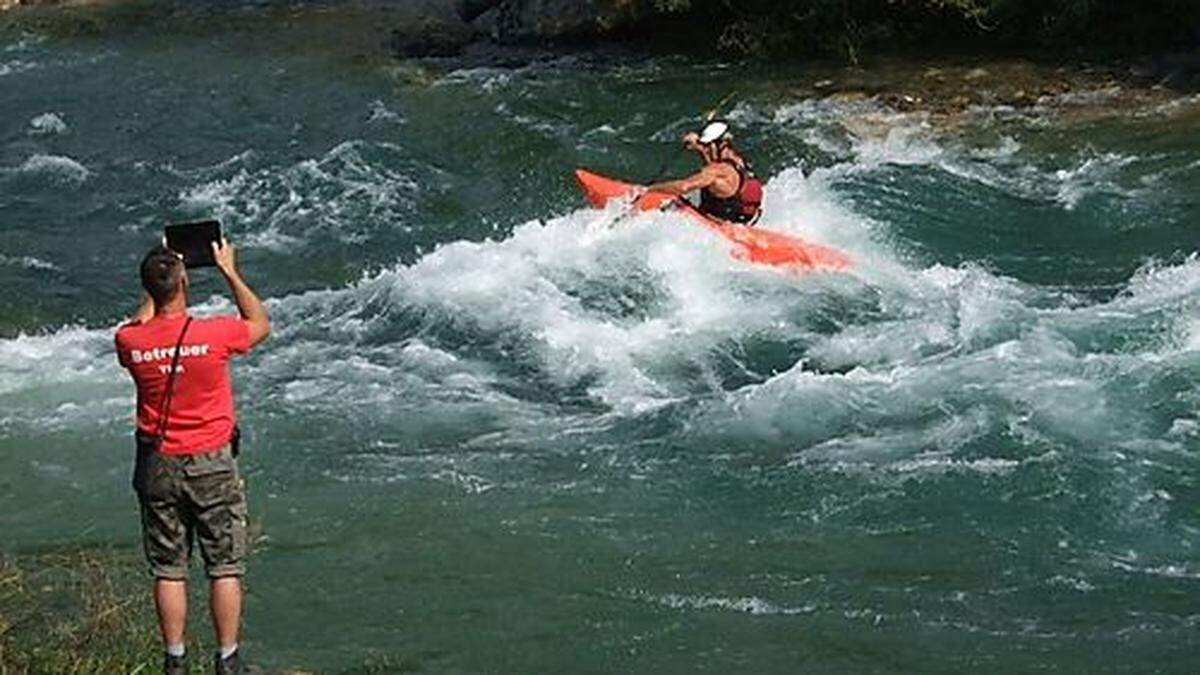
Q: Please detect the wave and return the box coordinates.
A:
[0,254,58,271]
[0,326,128,431]
[1,154,91,185]
[1,165,1195,469]
[625,589,814,616]
[695,252,1199,453]
[768,96,1189,213]
[28,111,68,135]
[0,58,37,77]
[176,140,421,250]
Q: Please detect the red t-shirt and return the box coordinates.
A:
[115,312,252,455]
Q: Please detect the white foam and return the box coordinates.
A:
[1,134,1194,460]
[437,66,514,92]
[13,154,90,184]
[631,590,814,616]
[5,34,46,53]
[0,59,36,77]
[768,95,1156,212]
[178,141,418,249]
[687,235,1199,458]
[432,469,496,494]
[0,254,58,271]
[1123,254,1200,305]
[493,102,571,139]
[1047,575,1095,592]
[1051,152,1138,210]
[0,326,129,431]
[851,117,946,169]
[367,99,404,124]
[28,112,67,135]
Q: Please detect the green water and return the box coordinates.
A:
[1,14,1198,673]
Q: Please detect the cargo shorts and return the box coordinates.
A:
[133,435,248,579]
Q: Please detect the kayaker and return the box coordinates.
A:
[644,121,763,225]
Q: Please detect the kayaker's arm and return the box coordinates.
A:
[645,166,720,196]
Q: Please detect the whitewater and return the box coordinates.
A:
[1,21,1197,672]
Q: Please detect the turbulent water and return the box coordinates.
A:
[1,17,1198,673]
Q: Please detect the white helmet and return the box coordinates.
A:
[698,120,730,144]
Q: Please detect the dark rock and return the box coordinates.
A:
[471,5,499,41]
[881,92,921,111]
[369,0,476,57]
[390,20,473,57]
[494,0,653,44]
[457,0,499,23]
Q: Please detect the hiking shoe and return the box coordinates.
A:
[163,652,187,675]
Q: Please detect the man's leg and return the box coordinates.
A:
[154,578,188,646]
[210,576,242,651]
[137,447,189,662]
[188,446,249,668]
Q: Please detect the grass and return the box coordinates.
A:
[0,546,419,674]
[0,545,179,674]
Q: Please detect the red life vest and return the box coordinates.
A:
[699,159,763,225]
[737,172,764,224]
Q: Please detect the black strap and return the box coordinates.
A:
[153,317,193,447]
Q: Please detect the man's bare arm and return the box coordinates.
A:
[212,239,270,347]
[645,167,718,196]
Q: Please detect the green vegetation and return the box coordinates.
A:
[0,547,418,674]
[3,1,1194,62]
[0,546,177,674]
[634,0,1200,59]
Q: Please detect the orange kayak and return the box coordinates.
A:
[574,169,852,272]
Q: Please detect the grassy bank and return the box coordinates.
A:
[0,547,417,674]
[0,546,178,674]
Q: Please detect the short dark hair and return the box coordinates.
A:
[140,245,184,305]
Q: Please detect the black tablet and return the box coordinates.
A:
[164,220,221,268]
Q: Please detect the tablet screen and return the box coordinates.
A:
[164,220,221,268]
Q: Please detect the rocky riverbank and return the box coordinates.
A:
[5,1,1197,61]
[3,0,1197,126]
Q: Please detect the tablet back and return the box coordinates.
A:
[164,220,221,268]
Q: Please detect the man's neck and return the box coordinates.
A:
[154,295,187,317]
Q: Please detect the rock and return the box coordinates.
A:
[368,0,476,57]
[457,0,499,23]
[390,19,473,57]
[1040,80,1071,97]
[1006,89,1034,106]
[882,92,921,111]
[471,5,499,40]
[494,0,655,44]
[497,0,597,43]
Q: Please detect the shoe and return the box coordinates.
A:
[163,652,187,675]
[214,648,262,675]
[214,648,243,675]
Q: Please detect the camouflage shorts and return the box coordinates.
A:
[133,436,248,579]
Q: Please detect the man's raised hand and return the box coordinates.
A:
[212,238,238,278]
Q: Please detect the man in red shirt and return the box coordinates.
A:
[116,239,269,675]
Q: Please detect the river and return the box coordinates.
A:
[1,11,1198,673]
